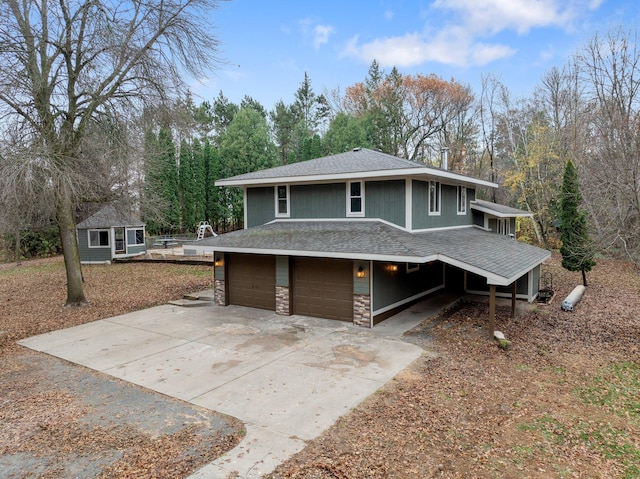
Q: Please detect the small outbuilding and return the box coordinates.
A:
[76,205,146,264]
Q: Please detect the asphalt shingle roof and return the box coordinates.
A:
[217,148,496,188]
[77,205,144,229]
[198,221,550,285]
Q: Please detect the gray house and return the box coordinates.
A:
[76,205,146,264]
[196,148,550,328]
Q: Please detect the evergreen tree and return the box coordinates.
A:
[178,139,195,232]
[157,127,180,233]
[559,160,595,286]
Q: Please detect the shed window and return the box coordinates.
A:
[429,181,441,215]
[348,181,364,216]
[89,229,109,247]
[275,185,290,217]
[127,228,145,245]
[457,186,467,214]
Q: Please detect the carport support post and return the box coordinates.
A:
[489,284,496,337]
[511,282,517,319]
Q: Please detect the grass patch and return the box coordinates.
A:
[576,361,640,419]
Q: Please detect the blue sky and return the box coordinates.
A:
[189,0,640,110]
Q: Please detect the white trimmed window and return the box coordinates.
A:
[429,181,441,215]
[457,186,467,214]
[348,181,364,216]
[406,263,420,273]
[88,229,110,248]
[126,228,145,246]
[275,185,290,217]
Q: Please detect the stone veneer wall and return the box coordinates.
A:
[276,286,290,315]
[214,278,226,306]
[353,293,371,327]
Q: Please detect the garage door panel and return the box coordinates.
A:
[228,254,276,310]
[292,257,353,321]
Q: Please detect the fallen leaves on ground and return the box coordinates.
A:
[0,256,243,479]
[268,253,640,479]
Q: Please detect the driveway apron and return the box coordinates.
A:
[18,300,435,478]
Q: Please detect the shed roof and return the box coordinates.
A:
[76,205,144,229]
[197,220,549,286]
[217,148,498,189]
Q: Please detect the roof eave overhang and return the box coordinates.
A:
[192,244,551,286]
[217,168,498,189]
[470,202,533,218]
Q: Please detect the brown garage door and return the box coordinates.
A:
[228,253,276,310]
[292,257,353,321]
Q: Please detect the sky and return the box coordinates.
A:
[189,0,640,110]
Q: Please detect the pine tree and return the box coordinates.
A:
[559,160,595,286]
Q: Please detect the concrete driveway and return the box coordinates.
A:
[19,295,451,478]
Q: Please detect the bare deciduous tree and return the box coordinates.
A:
[0,0,224,305]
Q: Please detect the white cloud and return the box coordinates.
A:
[341,0,600,68]
[313,24,335,50]
[384,9,394,20]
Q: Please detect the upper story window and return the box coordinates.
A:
[497,218,511,235]
[127,228,145,246]
[275,185,290,217]
[88,229,109,248]
[348,181,364,216]
[457,186,467,215]
[429,181,441,215]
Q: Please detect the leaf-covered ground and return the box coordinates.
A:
[268,254,640,479]
[0,256,244,478]
[2,254,639,478]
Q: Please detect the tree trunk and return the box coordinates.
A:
[14,226,21,264]
[57,192,87,306]
[582,269,588,287]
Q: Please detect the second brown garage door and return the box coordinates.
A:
[227,253,276,310]
[292,257,353,321]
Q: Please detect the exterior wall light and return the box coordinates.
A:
[387,264,398,272]
[214,257,224,267]
[356,266,366,278]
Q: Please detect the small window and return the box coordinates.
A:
[348,181,364,216]
[275,185,289,217]
[89,229,109,247]
[127,228,145,245]
[457,186,467,214]
[429,181,441,215]
[406,263,420,273]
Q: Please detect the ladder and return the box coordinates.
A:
[196,221,217,240]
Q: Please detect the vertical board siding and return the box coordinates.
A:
[353,261,370,295]
[466,272,530,297]
[276,255,290,287]
[291,183,344,219]
[365,180,405,227]
[246,187,275,227]
[372,261,443,311]
[78,229,111,262]
[412,181,474,230]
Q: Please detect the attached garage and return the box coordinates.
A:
[292,257,353,321]
[227,253,276,310]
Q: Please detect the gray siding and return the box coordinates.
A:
[365,180,405,227]
[412,181,474,230]
[291,183,344,219]
[372,261,443,312]
[126,245,146,255]
[78,229,111,262]
[353,261,369,295]
[247,187,275,227]
[276,256,289,287]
